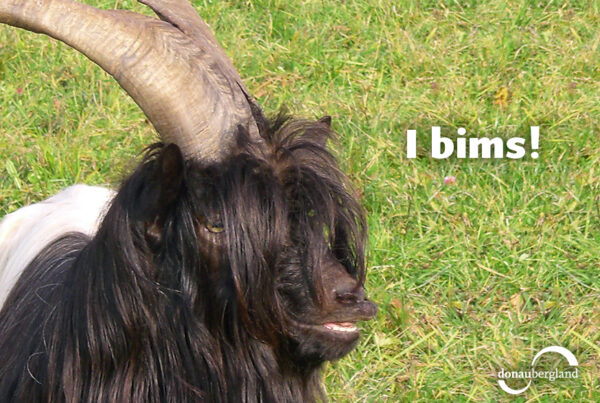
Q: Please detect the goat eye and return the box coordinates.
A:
[206,220,225,233]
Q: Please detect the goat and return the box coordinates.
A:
[0,0,377,401]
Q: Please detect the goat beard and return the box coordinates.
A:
[0,117,375,402]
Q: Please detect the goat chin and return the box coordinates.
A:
[0,185,114,309]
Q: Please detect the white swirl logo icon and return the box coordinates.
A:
[497,346,579,395]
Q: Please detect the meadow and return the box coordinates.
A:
[1,0,599,401]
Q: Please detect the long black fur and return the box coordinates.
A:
[0,116,376,402]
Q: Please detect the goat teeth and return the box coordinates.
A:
[323,322,357,332]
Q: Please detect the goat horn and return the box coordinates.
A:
[0,0,263,161]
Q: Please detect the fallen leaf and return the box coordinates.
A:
[494,86,510,108]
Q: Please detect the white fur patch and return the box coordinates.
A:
[0,185,115,309]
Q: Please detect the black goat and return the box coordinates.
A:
[0,118,377,401]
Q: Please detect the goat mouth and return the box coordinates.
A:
[322,322,358,333]
[288,317,361,338]
[286,301,377,338]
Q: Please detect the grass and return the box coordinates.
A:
[1,0,600,401]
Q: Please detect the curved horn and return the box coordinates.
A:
[0,0,263,161]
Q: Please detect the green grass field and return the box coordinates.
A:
[1,0,599,401]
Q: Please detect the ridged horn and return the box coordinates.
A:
[0,0,263,161]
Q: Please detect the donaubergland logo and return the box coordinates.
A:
[497,346,579,395]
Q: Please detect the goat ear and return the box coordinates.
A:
[318,115,332,128]
[133,144,184,245]
[311,115,332,147]
[144,144,184,248]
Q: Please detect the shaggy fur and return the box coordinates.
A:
[0,117,377,402]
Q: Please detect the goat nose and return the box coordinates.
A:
[335,286,366,304]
